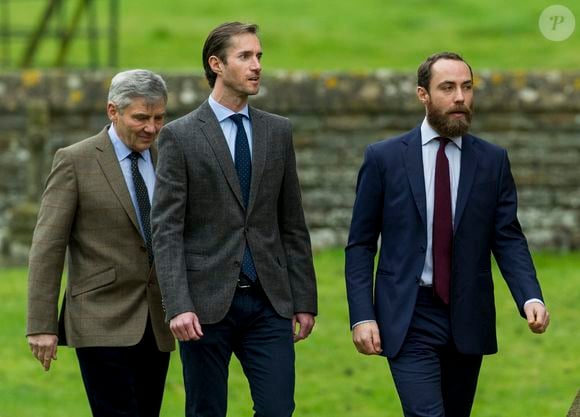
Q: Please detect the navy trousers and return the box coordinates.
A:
[388,287,483,417]
[75,318,170,417]
[179,282,295,417]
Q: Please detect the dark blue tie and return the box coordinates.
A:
[129,152,153,265]
[230,114,257,281]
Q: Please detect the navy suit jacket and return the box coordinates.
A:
[345,126,543,357]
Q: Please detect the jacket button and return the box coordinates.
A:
[140,245,147,252]
[234,261,241,267]
[420,246,426,253]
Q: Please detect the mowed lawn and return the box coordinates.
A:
[0,249,578,417]
[3,0,579,71]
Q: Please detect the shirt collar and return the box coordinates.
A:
[108,124,151,163]
[420,117,462,149]
[208,95,250,122]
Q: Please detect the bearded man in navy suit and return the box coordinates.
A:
[345,52,550,417]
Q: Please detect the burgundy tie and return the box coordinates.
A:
[433,137,452,304]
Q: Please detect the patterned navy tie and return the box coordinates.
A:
[230,114,258,281]
[129,152,153,265]
[433,137,452,304]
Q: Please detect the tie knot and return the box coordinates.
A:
[230,113,245,127]
[129,151,141,162]
[436,137,451,148]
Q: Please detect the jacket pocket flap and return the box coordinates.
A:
[71,268,116,297]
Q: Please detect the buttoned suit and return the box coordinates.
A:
[152,100,317,417]
[345,125,544,416]
[27,127,174,416]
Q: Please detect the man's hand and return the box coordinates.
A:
[28,334,58,371]
[292,313,315,342]
[524,302,550,334]
[169,312,204,341]
[352,321,383,355]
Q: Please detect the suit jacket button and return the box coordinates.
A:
[140,245,147,252]
[234,261,241,267]
[420,246,426,253]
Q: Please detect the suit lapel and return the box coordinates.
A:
[197,102,245,209]
[95,127,141,233]
[150,143,158,168]
[454,134,478,231]
[247,107,267,214]
[403,127,427,227]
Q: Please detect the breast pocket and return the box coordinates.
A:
[469,180,497,210]
[185,253,207,271]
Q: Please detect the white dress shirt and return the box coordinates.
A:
[420,117,462,286]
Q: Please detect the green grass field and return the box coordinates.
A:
[1,249,578,417]
[3,0,579,71]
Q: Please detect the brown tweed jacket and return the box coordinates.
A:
[27,127,174,352]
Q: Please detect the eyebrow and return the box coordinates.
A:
[438,79,472,86]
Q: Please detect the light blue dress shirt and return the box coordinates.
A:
[208,95,253,160]
[108,124,155,240]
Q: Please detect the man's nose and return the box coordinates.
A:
[250,57,261,72]
[454,87,465,103]
[144,119,156,133]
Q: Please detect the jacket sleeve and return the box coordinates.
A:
[345,144,383,327]
[151,126,196,321]
[277,120,318,314]
[27,149,77,336]
[491,149,543,316]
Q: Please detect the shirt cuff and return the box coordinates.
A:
[523,298,544,307]
[352,320,376,330]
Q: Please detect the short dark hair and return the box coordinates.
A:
[202,22,259,88]
[417,52,473,91]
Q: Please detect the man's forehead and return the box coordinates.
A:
[227,33,261,51]
[126,97,166,112]
[431,59,471,82]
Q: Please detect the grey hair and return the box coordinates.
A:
[107,69,168,112]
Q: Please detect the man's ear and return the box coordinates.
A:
[208,56,223,76]
[106,102,117,123]
[416,86,429,104]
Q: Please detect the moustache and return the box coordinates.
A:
[446,106,472,115]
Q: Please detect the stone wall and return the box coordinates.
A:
[1,70,579,265]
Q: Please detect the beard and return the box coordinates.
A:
[426,101,473,138]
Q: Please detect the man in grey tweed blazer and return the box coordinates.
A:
[27,70,174,417]
[152,22,317,417]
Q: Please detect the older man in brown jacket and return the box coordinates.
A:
[26,69,174,417]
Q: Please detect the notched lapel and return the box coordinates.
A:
[404,130,427,226]
[454,135,478,231]
[247,108,267,214]
[95,131,141,233]
[197,104,245,209]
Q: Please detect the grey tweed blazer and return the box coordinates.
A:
[151,101,317,323]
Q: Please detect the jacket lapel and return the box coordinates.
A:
[403,127,427,227]
[150,143,158,168]
[246,107,267,214]
[197,102,245,209]
[454,134,478,231]
[95,127,141,234]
